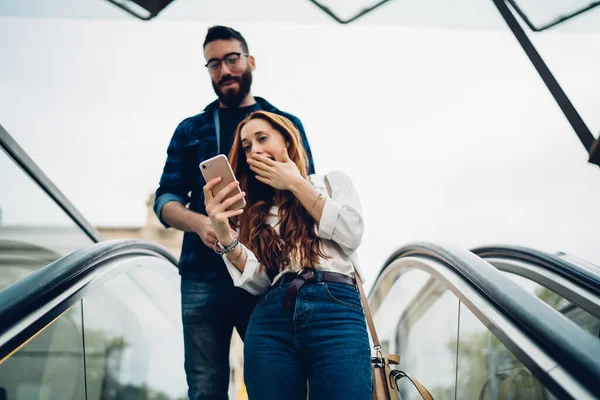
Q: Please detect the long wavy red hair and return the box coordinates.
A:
[228,111,328,279]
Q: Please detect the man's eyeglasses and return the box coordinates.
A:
[205,52,249,73]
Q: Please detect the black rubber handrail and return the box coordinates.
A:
[472,245,600,298]
[376,242,600,398]
[0,239,177,340]
[0,124,102,243]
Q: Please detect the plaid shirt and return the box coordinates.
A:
[154,97,315,279]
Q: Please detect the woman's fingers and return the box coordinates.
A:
[282,147,291,162]
[249,164,271,177]
[221,191,246,210]
[251,154,276,167]
[247,158,271,172]
[213,180,241,203]
[205,180,242,224]
[213,207,244,224]
[203,177,221,204]
[255,175,271,185]
[221,208,244,219]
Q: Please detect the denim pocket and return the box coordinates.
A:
[323,282,363,310]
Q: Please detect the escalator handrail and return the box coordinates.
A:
[472,245,600,298]
[0,124,102,243]
[0,239,177,339]
[375,242,600,398]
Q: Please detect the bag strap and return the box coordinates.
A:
[390,370,434,400]
[324,175,434,400]
[323,175,381,350]
[355,272,382,350]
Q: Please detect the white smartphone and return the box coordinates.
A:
[200,154,246,210]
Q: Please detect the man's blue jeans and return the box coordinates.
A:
[181,275,257,400]
[243,271,372,399]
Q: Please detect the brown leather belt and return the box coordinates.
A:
[281,267,356,312]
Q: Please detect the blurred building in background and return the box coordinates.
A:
[98,194,183,255]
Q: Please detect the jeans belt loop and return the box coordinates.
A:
[315,268,323,283]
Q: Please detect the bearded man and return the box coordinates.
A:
[153,25,315,400]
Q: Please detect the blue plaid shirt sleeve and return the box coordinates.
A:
[154,122,192,228]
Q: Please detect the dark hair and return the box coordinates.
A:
[203,26,249,54]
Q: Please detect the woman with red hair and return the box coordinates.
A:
[204,110,371,399]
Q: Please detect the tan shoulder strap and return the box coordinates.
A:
[325,174,433,400]
[355,273,382,349]
[391,370,434,400]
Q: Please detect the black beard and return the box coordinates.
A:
[212,68,253,108]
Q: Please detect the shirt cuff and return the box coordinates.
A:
[318,197,342,240]
[222,244,268,295]
[154,193,187,228]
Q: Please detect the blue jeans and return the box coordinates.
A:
[181,275,258,400]
[244,271,372,399]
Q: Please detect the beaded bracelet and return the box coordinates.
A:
[214,235,239,255]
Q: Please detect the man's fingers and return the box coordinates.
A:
[200,223,216,238]
[201,233,216,247]
[201,231,217,248]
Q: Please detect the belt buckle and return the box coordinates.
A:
[298,267,316,282]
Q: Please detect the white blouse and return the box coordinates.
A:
[222,171,366,296]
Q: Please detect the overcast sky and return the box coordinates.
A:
[1,15,599,283]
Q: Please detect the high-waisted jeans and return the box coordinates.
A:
[243,270,372,399]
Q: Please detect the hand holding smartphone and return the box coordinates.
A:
[200,154,246,210]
